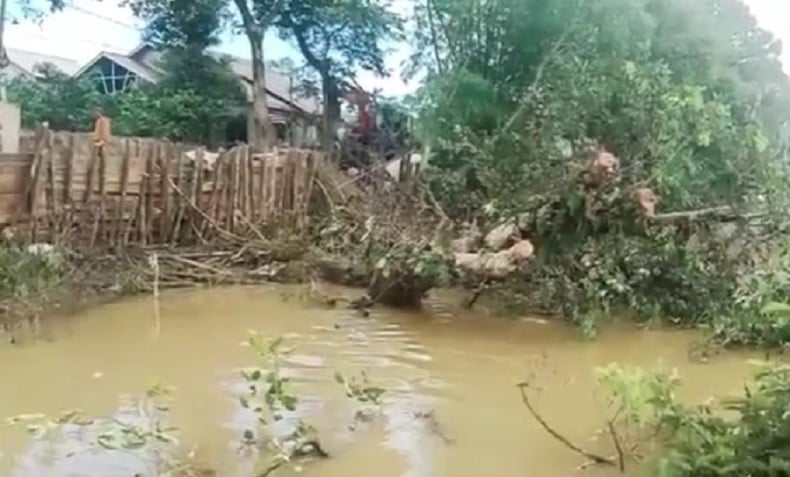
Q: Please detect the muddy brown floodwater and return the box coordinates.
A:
[0,285,766,477]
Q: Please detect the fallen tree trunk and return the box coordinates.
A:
[454,240,535,280]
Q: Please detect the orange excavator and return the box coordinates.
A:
[341,85,376,147]
[338,83,411,169]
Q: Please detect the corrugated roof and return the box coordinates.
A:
[6,48,81,76]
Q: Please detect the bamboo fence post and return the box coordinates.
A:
[228,147,239,232]
[293,152,306,230]
[275,161,284,216]
[256,153,265,222]
[83,140,97,204]
[170,143,184,242]
[137,178,147,244]
[144,142,155,244]
[94,143,107,246]
[28,128,49,242]
[116,139,131,247]
[45,130,57,239]
[247,147,256,221]
[170,144,186,245]
[158,142,170,242]
[81,142,97,243]
[21,125,44,215]
[303,152,317,221]
[239,146,248,219]
[187,148,201,242]
[285,150,295,212]
[63,134,74,231]
[63,134,74,205]
[263,157,273,220]
[193,148,205,235]
[206,150,225,238]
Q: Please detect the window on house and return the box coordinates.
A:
[88,58,138,94]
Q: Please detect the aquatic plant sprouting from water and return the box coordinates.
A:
[6,384,202,476]
[334,370,386,426]
[238,332,327,475]
[239,332,390,474]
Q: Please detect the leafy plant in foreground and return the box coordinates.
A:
[587,360,790,476]
[654,361,790,477]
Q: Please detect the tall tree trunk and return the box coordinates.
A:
[247,31,274,151]
[321,74,341,152]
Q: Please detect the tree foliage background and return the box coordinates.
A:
[410,0,790,216]
[407,0,790,335]
[0,50,246,146]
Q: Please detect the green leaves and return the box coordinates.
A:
[2,66,103,132]
[761,302,790,316]
[658,363,790,476]
[2,48,244,146]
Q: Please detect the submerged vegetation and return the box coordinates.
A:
[7,333,389,476]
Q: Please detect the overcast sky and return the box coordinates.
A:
[3,0,788,96]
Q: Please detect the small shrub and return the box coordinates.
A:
[0,245,66,300]
[589,361,790,476]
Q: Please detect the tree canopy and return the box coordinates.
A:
[409,0,790,215]
[277,0,403,132]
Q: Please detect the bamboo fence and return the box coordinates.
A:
[3,125,320,247]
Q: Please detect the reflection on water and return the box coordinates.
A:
[0,285,767,476]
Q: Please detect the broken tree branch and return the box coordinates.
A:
[516,382,615,467]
